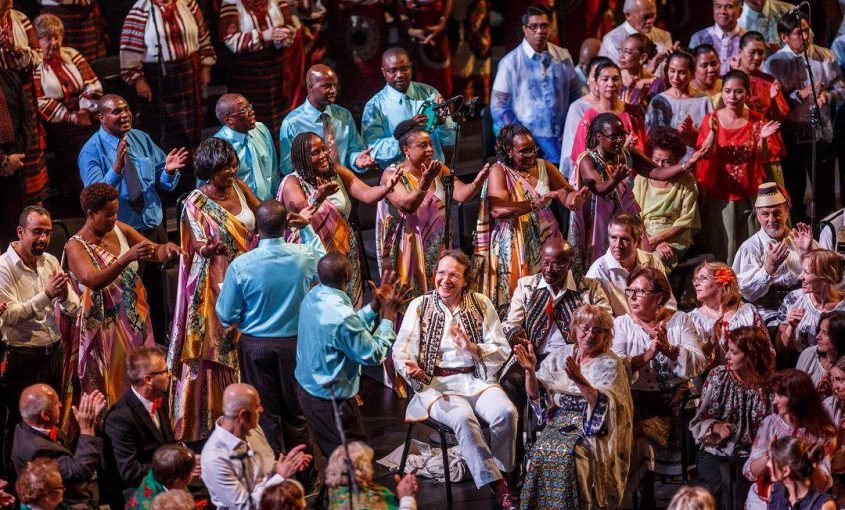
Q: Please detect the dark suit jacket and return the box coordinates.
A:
[11,422,103,508]
[102,389,175,493]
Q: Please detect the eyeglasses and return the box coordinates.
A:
[226,103,254,118]
[436,270,464,280]
[624,288,657,298]
[524,23,551,32]
[147,369,170,377]
[618,47,642,57]
[540,260,568,271]
[599,131,627,142]
[577,324,609,335]
[513,145,539,157]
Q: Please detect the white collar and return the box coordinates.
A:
[131,386,155,413]
[520,38,548,59]
[603,248,647,271]
[536,271,578,296]
[623,21,639,35]
[211,418,251,453]
[713,24,741,39]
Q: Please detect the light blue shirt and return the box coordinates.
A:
[362,82,456,168]
[491,39,581,164]
[833,35,845,71]
[216,227,325,338]
[295,284,395,400]
[206,123,280,200]
[738,0,794,50]
[78,127,180,231]
[279,100,369,175]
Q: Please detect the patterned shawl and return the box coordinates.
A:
[416,291,485,379]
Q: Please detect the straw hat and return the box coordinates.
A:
[754,182,788,208]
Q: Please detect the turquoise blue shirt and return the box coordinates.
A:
[201,123,279,200]
[215,226,325,338]
[362,82,456,168]
[78,127,180,231]
[295,284,395,400]
[279,100,368,175]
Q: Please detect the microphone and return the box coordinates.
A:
[432,95,464,111]
[785,1,809,18]
[464,97,481,116]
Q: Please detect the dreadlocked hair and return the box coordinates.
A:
[290,131,336,187]
[495,123,533,167]
[586,112,622,150]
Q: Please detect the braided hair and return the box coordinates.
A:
[290,131,336,187]
[495,123,533,167]
[586,112,622,150]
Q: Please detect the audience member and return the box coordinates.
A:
[126,445,196,510]
[575,37,601,91]
[169,137,258,442]
[764,10,845,223]
[33,13,102,196]
[695,70,783,264]
[765,436,837,510]
[666,486,716,510]
[201,383,312,510]
[688,262,764,366]
[218,0,294,138]
[634,127,700,267]
[362,47,456,168]
[15,459,64,510]
[516,304,632,509]
[798,311,845,391]
[325,442,418,510]
[473,124,587,309]
[216,198,323,457]
[150,490,194,510]
[0,206,78,475]
[586,214,677,315]
[119,0,216,152]
[296,253,409,456]
[689,0,746,75]
[259,480,306,510]
[490,5,581,164]
[558,56,609,177]
[210,94,281,200]
[102,347,177,500]
[0,69,31,244]
[396,0,452,96]
[393,250,518,509]
[611,267,705,508]
[599,0,674,70]
[376,120,485,297]
[743,369,835,510]
[279,132,400,307]
[11,384,106,508]
[37,0,105,61]
[65,183,180,403]
[738,0,795,51]
[281,65,374,175]
[618,33,659,111]
[689,326,774,510]
[690,44,723,102]
[824,356,845,472]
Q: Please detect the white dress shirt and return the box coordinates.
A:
[738,0,796,49]
[0,243,79,346]
[585,248,677,316]
[201,420,283,510]
[131,387,160,429]
[612,312,705,392]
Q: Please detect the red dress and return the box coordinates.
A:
[570,104,648,163]
[695,111,784,201]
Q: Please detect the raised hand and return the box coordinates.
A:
[764,240,789,275]
[792,222,813,254]
[113,138,129,174]
[513,343,537,371]
[564,186,590,210]
[624,131,639,148]
[769,80,781,99]
[314,180,340,202]
[421,159,441,182]
[275,444,312,478]
[165,147,189,174]
[473,163,491,186]
[73,390,107,435]
[367,269,413,320]
[451,323,477,356]
[679,115,694,135]
[761,120,781,139]
[564,355,589,386]
[384,166,404,194]
[45,271,70,300]
[786,308,806,328]
[354,147,375,169]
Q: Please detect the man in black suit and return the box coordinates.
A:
[11,384,106,508]
[102,346,178,503]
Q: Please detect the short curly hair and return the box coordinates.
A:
[647,127,687,165]
[16,458,62,504]
[34,13,63,39]
[495,123,534,167]
[80,182,119,213]
[195,137,238,181]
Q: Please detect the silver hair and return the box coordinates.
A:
[152,489,195,510]
[222,383,258,417]
[623,0,654,13]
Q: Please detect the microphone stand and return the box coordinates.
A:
[327,385,356,510]
[442,98,479,249]
[148,3,167,148]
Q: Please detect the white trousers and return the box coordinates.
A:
[428,386,518,488]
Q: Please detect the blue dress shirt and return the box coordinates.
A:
[216,227,325,338]
[279,100,369,175]
[295,284,395,400]
[206,122,280,200]
[362,82,456,168]
[491,39,581,164]
[833,35,845,71]
[78,127,180,231]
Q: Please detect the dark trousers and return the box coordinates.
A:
[138,223,167,344]
[237,334,310,455]
[295,385,367,458]
[0,341,63,479]
[696,449,751,510]
[781,127,836,224]
[499,361,528,476]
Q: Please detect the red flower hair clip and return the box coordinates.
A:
[714,267,736,285]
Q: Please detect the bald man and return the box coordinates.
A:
[208,94,280,200]
[362,47,456,168]
[599,0,674,68]
[11,385,106,508]
[576,38,602,91]
[279,64,374,175]
[201,383,312,510]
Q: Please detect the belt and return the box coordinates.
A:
[1,340,61,356]
[433,366,474,377]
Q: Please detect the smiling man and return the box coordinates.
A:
[599,0,674,68]
[689,0,746,75]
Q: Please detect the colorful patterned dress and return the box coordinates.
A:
[125,469,165,510]
[329,484,401,510]
[69,229,155,405]
[570,104,647,162]
[168,189,257,441]
[376,167,446,298]
[472,161,562,312]
[278,172,362,308]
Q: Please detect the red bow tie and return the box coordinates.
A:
[48,426,59,441]
[150,398,162,415]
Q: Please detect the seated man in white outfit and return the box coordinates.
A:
[393,250,518,510]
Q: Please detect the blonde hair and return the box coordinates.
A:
[695,261,742,309]
[802,250,844,286]
[667,486,716,510]
[33,14,63,39]
[151,490,194,510]
[325,442,374,488]
[567,304,614,352]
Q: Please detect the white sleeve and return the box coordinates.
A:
[671,314,707,380]
[393,297,424,391]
